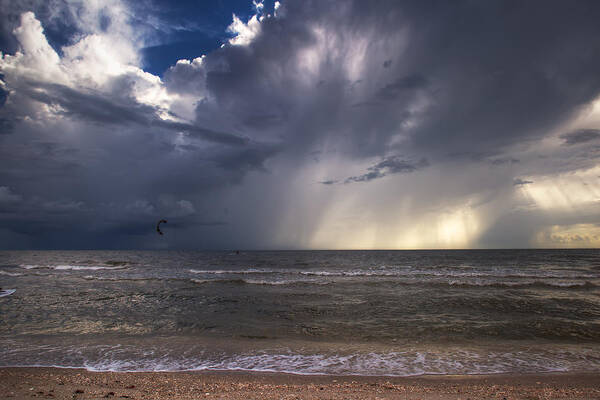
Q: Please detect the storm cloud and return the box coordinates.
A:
[343,156,429,184]
[561,129,600,146]
[2,0,600,249]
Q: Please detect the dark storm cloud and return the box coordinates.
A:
[214,142,282,171]
[360,0,600,157]
[189,0,600,162]
[2,0,600,249]
[0,186,22,206]
[560,129,600,146]
[344,156,429,183]
[0,117,13,135]
[155,120,248,146]
[453,152,520,165]
[513,178,534,186]
[375,74,428,101]
[0,81,7,108]
[17,81,248,146]
[490,157,520,166]
[0,188,227,249]
[20,81,154,125]
[242,114,283,129]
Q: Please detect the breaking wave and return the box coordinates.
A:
[20,264,128,271]
[2,342,599,376]
[189,277,597,289]
[188,267,597,280]
[190,278,330,286]
[0,270,23,277]
[189,269,274,275]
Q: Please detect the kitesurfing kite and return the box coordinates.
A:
[156,219,168,235]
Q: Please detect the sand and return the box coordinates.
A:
[0,368,599,399]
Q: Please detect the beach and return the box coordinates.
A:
[1,368,599,399]
[4,0,600,395]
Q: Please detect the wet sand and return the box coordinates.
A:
[1,368,599,399]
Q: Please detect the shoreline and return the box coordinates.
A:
[1,367,599,399]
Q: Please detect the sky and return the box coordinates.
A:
[1,0,600,250]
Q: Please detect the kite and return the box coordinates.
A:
[156,219,168,235]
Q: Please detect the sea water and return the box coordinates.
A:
[1,249,599,375]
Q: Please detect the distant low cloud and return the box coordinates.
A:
[17,81,249,146]
[513,178,534,186]
[344,156,429,183]
[490,157,520,165]
[560,129,600,145]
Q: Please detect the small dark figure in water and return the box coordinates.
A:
[236,250,240,255]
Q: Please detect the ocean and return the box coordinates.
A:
[1,249,599,376]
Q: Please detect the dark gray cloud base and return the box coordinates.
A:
[561,129,600,146]
[342,156,429,184]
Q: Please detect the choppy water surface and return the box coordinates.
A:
[1,250,600,375]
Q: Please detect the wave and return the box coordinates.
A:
[0,270,23,276]
[442,280,598,289]
[190,278,330,286]
[301,269,598,279]
[1,345,599,376]
[81,276,186,284]
[187,276,598,289]
[20,264,127,271]
[81,276,286,285]
[355,278,599,290]
[83,275,148,282]
[79,276,305,287]
[188,267,597,280]
[189,268,422,277]
[67,270,599,290]
[81,276,323,286]
[189,268,274,275]
[300,270,399,277]
[17,264,594,290]
[104,261,132,266]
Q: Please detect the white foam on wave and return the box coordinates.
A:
[444,279,597,288]
[82,275,149,282]
[300,270,393,277]
[301,269,598,279]
[20,264,126,271]
[243,279,330,286]
[2,345,599,376]
[0,289,16,297]
[189,268,273,275]
[186,266,598,282]
[0,270,23,276]
[190,278,329,286]
[55,265,124,271]
[186,274,597,288]
[19,264,48,270]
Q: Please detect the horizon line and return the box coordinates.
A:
[1,248,598,251]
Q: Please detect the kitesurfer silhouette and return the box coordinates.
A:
[156,219,167,235]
